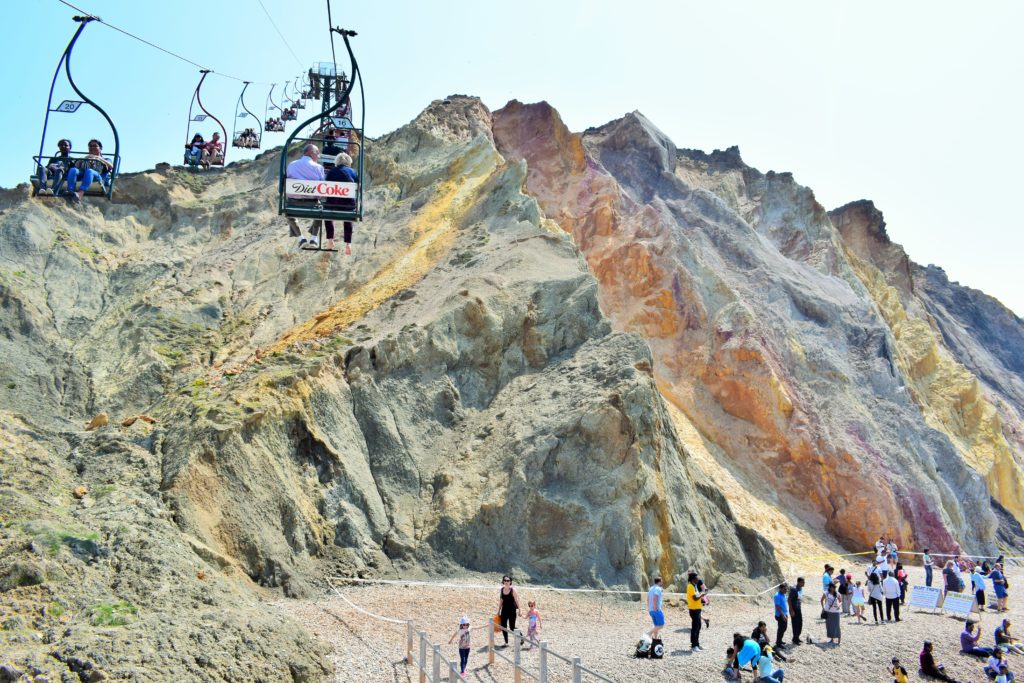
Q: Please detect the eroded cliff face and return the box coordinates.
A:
[0,97,776,679]
[492,99,1022,556]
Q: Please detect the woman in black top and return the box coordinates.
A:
[497,575,521,646]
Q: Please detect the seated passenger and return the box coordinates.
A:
[66,139,113,202]
[918,641,960,682]
[201,132,223,168]
[37,139,74,196]
[323,152,358,254]
[285,144,327,249]
[185,133,205,166]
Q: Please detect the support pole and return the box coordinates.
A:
[407,621,414,665]
[432,644,440,683]
[513,632,522,683]
[539,641,548,683]
[450,660,461,681]
[488,623,495,665]
[419,631,428,683]
[572,656,582,683]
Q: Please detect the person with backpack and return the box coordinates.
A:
[837,568,851,614]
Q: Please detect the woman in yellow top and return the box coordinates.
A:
[686,571,708,651]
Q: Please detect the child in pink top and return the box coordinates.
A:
[524,601,542,650]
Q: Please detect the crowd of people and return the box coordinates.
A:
[636,540,1018,682]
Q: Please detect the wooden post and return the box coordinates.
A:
[488,623,495,665]
[572,656,582,683]
[513,632,522,683]
[450,660,461,681]
[432,644,440,683]
[539,641,548,683]
[407,621,414,665]
[419,631,428,683]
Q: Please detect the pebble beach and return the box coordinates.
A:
[275,563,1023,682]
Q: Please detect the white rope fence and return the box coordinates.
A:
[326,578,617,683]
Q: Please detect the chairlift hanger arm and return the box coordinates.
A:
[36,16,120,198]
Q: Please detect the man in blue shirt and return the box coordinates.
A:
[822,564,834,594]
[774,583,789,649]
[647,576,665,641]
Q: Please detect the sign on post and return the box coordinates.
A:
[908,585,942,610]
[943,591,975,616]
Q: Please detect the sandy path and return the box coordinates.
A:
[276,564,1021,682]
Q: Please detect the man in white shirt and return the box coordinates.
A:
[285,144,329,248]
[882,571,902,622]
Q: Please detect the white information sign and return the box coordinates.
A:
[943,591,975,615]
[908,585,942,610]
[285,179,357,200]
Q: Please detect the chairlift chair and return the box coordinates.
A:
[31,16,121,199]
[183,70,227,168]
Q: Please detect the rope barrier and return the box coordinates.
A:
[326,578,408,624]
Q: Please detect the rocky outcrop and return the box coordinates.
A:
[493,100,1018,555]
[0,97,777,679]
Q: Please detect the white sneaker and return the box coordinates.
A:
[38,188,54,196]
[307,236,319,248]
[297,237,308,249]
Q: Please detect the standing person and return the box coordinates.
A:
[943,560,960,599]
[919,641,961,682]
[787,577,805,645]
[851,580,867,622]
[960,619,993,657]
[924,548,934,587]
[868,571,885,624]
[820,583,842,645]
[952,556,965,592]
[524,600,541,650]
[875,537,886,556]
[821,564,834,597]
[773,583,789,650]
[895,563,909,605]
[886,538,899,565]
[37,139,74,196]
[883,571,902,622]
[497,575,521,647]
[973,565,989,612]
[837,569,852,615]
[990,562,1009,612]
[686,571,706,651]
[448,616,486,677]
[647,575,666,642]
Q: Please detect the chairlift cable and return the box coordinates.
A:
[55,0,274,85]
[255,0,304,68]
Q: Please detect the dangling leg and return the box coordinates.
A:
[343,221,353,255]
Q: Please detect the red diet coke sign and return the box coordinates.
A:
[286,179,358,199]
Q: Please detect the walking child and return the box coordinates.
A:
[524,601,542,650]
[448,616,486,677]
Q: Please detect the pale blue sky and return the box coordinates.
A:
[5,1,1022,315]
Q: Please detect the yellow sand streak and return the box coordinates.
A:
[268,149,501,353]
